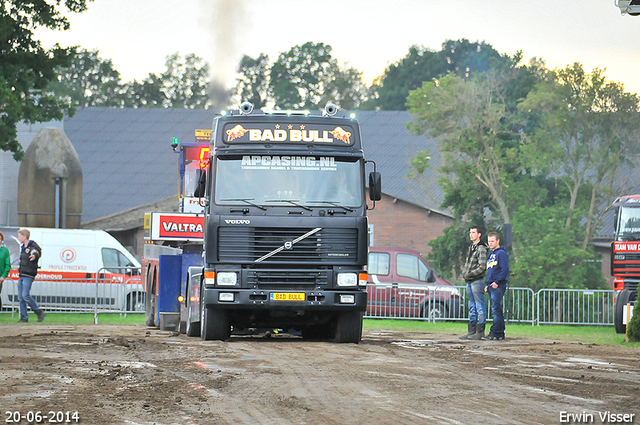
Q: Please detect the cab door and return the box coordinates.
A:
[393,252,434,317]
[366,251,397,317]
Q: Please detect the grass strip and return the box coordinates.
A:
[1,313,637,347]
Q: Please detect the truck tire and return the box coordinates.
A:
[144,270,156,327]
[145,293,156,327]
[201,306,230,341]
[335,311,363,343]
[302,325,333,340]
[614,290,637,334]
[185,293,201,337]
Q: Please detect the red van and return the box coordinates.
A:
[366,247,463,319]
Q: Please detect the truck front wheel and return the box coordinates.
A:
[201,306,230,341]
[335,311,363,343]
[614,290,637,334]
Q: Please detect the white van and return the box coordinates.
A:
[0,227,143,313]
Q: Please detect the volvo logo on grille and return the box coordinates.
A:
[225,219,250,224]
[284,241,293,250]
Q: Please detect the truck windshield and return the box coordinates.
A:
[617,207,640,241]
[214,156,362,208]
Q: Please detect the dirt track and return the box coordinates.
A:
[0,324,638,425]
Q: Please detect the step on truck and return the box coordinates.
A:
[612,194,640,333]
[186,102,381,343]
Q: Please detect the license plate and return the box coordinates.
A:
[270,292,305,301]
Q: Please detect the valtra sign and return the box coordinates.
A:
[149,213,204,241]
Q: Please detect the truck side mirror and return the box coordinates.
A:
[613,207,619,233]
[369,172,381,201]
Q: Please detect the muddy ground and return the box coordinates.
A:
[0,324,638,425]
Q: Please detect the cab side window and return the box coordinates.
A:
[397,253,431,282]
[102,248,132,273]
[397,253,420,280]
[368,252,390,275]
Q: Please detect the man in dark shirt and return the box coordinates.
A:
[17,228,45,323]
[459,226,488,340]
[484,232,509,340]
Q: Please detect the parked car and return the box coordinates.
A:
[366,247,463,319]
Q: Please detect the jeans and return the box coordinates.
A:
[488,283,507,337]
[466,279,486,325]
[18,276,40,320]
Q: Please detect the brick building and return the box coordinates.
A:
[367,193,452,255]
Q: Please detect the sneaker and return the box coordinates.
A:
[18,318,28,323]
[487,335,505,340]
[35,309,46,323]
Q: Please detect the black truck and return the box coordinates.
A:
[184,103,381,343]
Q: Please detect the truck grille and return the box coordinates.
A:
[613,253,640,277]
[247,269,330,289]
[218,227,357,264]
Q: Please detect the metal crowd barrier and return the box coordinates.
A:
[0,267,143,316]
[365,285,613,326]
[536,288,615,326]
[364,284,465,323]
[1,276,616,327]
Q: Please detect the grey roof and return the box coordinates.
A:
[63,108,449,223]
[356,111,449,216]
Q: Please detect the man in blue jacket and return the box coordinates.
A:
[484,232,509,340]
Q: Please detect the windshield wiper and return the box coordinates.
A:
[265,199,312,211]
[219,198,267,211]
[621,231,640,241]
[306,200,354,212]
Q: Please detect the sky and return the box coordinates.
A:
[35,0,640,99]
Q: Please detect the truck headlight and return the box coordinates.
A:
[217,272,237,286]
[337,273,357,287]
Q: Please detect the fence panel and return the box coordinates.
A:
[2,275,615,327]
[94,267,145,315]
[452,286,535,325]
[365,284,536,325]
[365,284,464,322]
[0,267,143,315]
[536,288,615,326]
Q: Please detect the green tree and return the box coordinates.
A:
[511,204,605,290]
[406,62,532,227]
[370,39,505,111]
[160,53,211,109]
[234,53,270,109]
[1,0,92,160]
[320,66,369,110]
[520,64,640,249]
[268,42,367,110]
[46,48,122,107]
[410,59,621,290]
[120,73,165,108]
[117,53,210,109]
